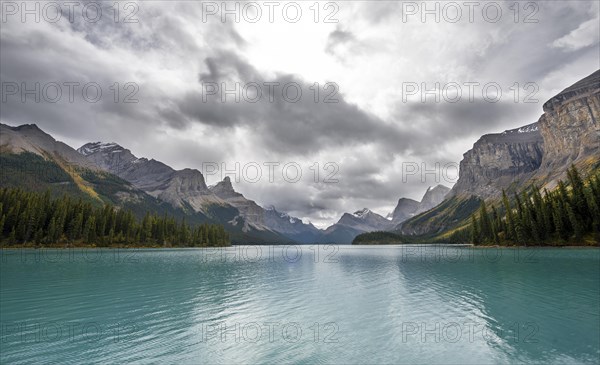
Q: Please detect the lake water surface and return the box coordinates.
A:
[1,245,599,364]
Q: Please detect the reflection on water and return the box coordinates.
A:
[1,246,599,364]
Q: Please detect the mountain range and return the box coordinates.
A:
[399,69,600,238]
[0,123,446,243]
[1,70,598,243]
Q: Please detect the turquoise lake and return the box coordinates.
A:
[1,245,599,364]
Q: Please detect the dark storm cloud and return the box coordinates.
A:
[0,28,153,141]
[0,2,244,145]
[172,51,412,156]
[324,26,380,61]
[359,1,402,24]
[258,185,331,215]
[1,0,598,226]
[392,100,537,155]
[461,2,599,83]
[328,29,355,44]
[325,27,355,54]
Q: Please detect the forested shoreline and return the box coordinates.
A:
[352,167,600,246]
[0,188,230,247]
[470,167,600,245]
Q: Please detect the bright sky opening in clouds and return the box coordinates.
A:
[1,0,599,228]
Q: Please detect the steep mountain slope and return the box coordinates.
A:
[209,176,266,230]
[390,198,419,224]
[1,124,94,169]
[0,124,213,224]
[320,184,451,243]
[0,124,293,243]
[415,185,451,214]
[399,196,481,236]
[210,176,323,243]
[79,143,302,243]
[80,142,326,243]
[338,208,391,231]
[450,70,599,200]
[448,123,544,199]
[396,130,585,237]
[535,70,600,186]
[388,184,450,226]
[263,207,323,243]
[79,142,224,211]
[322,208,392,244]
[400,69,600,237]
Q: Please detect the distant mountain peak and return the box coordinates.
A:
[419,185,450,211]
[12,123,42,131]
[0,123,91,167]
[214,176,235,191]
[389,185,450,226]
[353,208,371,218]
[427,184,450,193]
[3,123,54,141]
[543,69,600,113]
[78,141,125,156]
[210,176,242,199]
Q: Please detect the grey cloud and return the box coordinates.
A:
[0,2,245,143]
[324,26,381,62]
[443,2,598,85]
[393,100,538,150]
[325,27,355,55]
[1,0,598,227]
[171,51,412,155]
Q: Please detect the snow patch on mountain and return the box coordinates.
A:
[78,142,122,156]
[501,123,539,135]
[353,208,371,218]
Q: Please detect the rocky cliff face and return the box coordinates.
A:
[210,176,242,200]
[450,70,599,199]
[401,69,600,237]
[80,142,323,242]
[263,207,322,243]
[0,124,218,223]
[209,176,267,232]
[1,124,96,169]
[210,177,322,241]
[449,123,544,198]
[79,142,174,191]
[536,70,600,185]
[322,184,452,243]
[79,142,222,212]
[416,185,451,213]
[391,198,419,223]
[157,169,221,212]
[389,185,450,225]
[321,208,393,244]
[337,208,392,231]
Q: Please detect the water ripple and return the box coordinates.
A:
[1,246,598,364]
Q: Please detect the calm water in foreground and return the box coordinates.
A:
[0,245,599,364]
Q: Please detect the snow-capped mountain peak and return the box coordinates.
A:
[78,142,123,156]
[353,208,371,219]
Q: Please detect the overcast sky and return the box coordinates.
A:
[1,1,599,227]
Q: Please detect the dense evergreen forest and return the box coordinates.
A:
[0,188,230,247]
[352,231,406,245]
[470,167,600,245]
